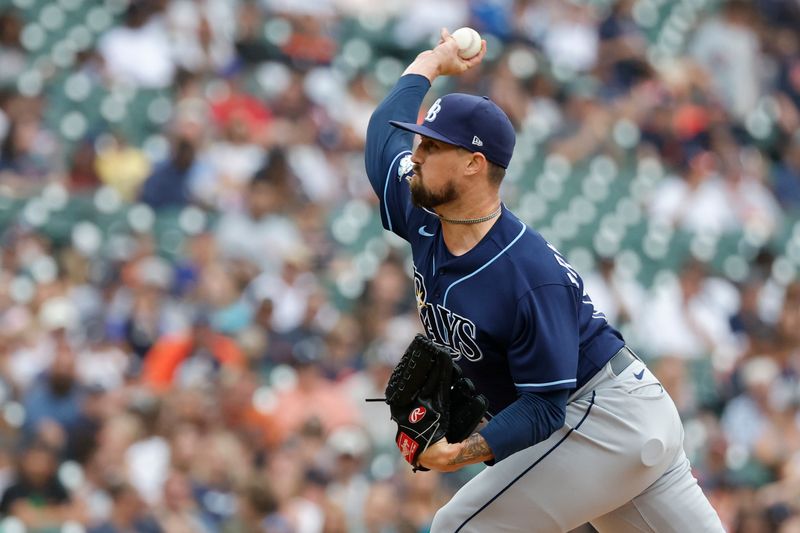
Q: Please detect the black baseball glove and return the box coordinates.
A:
[384,334,487,470]
[447,362,489,443]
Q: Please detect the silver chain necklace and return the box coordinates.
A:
[437,204,502,225]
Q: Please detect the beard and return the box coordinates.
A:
[409,166,458,209]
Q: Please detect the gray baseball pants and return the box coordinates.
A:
[431,348,725,532]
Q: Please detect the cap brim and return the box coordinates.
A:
[389,120,459,147]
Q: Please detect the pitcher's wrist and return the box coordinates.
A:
[403,53,442,83]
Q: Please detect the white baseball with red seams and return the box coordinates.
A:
[452,27,482,59]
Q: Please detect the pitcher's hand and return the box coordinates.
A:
[403,28,487,82]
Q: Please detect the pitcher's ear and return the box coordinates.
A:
[464,151,487,177]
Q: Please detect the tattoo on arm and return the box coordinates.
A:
[449,433,494,466]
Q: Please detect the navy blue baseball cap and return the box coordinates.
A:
[390,93,516,169]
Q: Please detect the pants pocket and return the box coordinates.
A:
[626,382,664,398]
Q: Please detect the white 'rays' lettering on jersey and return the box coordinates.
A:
[413,267,484,362]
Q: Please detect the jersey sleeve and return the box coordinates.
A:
[479,388,567,462]
[364,74,430,241]
[507,284,581,393]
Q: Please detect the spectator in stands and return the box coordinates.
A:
[541,1,599,74]
[773,136,800,210]
[222,476,289,533]
[361,481,402,533]
[549,83,612,162]
[139,133,213,209]
[722,357,781,457]
[141,311,245,391]
[0,9,26,87]
[94,133,152,201]
[264,340,360,446]
[717,138,782,238]
[21,338,87,451]
[87,482,162,533]
[67,139,101,191]
[0,112,58,185]
[639,259,738,362]
[124,395,169,508]
[201,114,267,210]
[648,146,741,234]
[98,1,175,88]
[773,281,800,364]
[730,276,778,359]
[0,442,87,528]
[325,427,371,531]
[165,0,236,76]
[215,166,301,275]
[690,0,762,120]
[596,0,649,94]
[232,2,272,65]
[155,470,215,533]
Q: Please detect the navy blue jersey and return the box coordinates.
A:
[365,74,624,415]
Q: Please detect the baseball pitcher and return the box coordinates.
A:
[363,29,725,532]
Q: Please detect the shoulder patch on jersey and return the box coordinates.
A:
[397,154,414,181]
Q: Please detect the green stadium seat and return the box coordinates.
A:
[85,6,113,33]
[39,4,65,31]
[20,22,46,52]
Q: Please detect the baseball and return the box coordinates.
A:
[452,27,482,59]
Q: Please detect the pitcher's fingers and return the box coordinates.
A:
[439,27,452,45]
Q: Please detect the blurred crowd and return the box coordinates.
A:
[1,0,800,531]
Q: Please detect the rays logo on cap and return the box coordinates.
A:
[425,99,442,122]
[389,92,516,169]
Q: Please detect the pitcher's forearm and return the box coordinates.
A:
[449,433,495,466]
[418,433,495,472]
